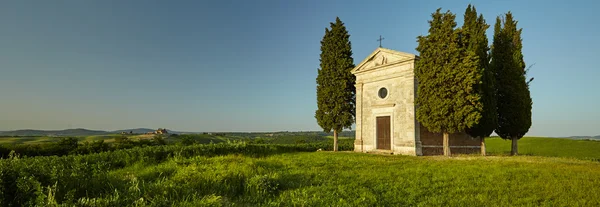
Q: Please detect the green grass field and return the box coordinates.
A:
[0,136,55,144]
[2,135,600,206]
[109,152,599,206]
[3,143,596,206]
[486,137,600,160]
[0,136,599,206]
[3,135,599,159]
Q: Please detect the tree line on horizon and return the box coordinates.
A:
[315,4,533,155]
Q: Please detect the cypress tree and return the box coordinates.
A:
[416,9,483,156]
[462,5,496,156]
[491,12,532,155]
[315,17,356,152]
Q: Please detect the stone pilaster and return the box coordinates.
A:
[354,82,363,152]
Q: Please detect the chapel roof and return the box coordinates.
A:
[351,47,418,74]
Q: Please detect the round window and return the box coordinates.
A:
[378,87,388,99]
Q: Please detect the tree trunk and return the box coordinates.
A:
[480,136,486,156]
[511,137,518,155]
[333,130,338,152]
[443,132,450,156]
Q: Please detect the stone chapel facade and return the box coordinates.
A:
[352,47,480,156]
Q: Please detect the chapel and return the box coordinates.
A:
[352,47,480,156]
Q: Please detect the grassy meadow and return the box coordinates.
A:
[486,137,600,160]
[3,134,600,159]
[111,152,599,206]
[0,135,599,206]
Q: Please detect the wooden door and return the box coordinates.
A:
[376,116,391,150]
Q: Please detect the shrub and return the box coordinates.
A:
[0,141,351,206]
[152,135,167,145]
[75,140,110,155]
[179,136,196,146]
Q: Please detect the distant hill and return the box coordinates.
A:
[0,128,190,136]
[111,128,156,134]
[0,128,108,136]
[568,135,600,140]
[112,128,190,134]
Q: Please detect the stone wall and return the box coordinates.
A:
[419,124,480,155]
[354,59,417,155]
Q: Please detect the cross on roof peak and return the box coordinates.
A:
[377,35,385,48]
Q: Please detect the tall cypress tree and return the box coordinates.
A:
[416,9,483,156]
[491,12,532,155]
[315,17,355,152]
[462,5,496,156]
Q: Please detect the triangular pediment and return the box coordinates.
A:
[351,47,417,74]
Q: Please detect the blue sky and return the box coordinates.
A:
[0,0,598,137]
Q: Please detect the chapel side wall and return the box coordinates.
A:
[356,62,417,155]
[419,124,480,155]
[354,83,364,152]
[413,68,422,156]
